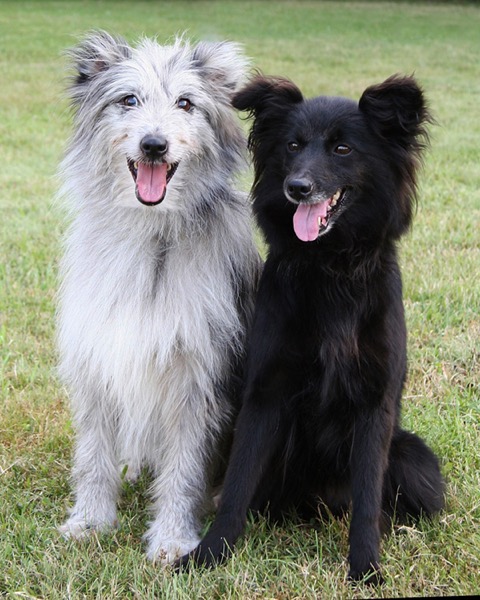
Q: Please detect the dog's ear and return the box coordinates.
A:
[358,74,432,151]
[360,75,433,235]
[232,75,303,118]
[192,41,248,98]
[232,76,303,170]
[67,31,131,101]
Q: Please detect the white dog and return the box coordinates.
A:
[57,31,260,564]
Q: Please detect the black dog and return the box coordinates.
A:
[178,74,445,583]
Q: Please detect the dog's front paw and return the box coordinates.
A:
[175,533,233,571]
[58,514,117,540]
[145,531,200,565]
[348,563,384,586]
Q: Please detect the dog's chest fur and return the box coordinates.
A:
[58,209,243,413]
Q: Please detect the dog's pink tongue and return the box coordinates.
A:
[136,163,167,203]
[293,202,328,242]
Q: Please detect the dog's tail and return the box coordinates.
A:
[383,428,445,523]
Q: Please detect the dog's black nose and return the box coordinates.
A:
[286,178,313,201]
[140,135,168,159]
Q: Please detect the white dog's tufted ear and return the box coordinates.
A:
[67,30,131,101]
[191,41,248,96]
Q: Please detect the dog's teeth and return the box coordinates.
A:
[318,216,328,228]
[330,190,341,208]
[167,164,172,172]
[134,162,138,170]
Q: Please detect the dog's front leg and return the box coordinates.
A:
[144,393,216,565]
[348,406,392,585]
[176,390,285,570]
[59,389,120,538]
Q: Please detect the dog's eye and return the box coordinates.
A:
[177,98,192,112]
[122,95,139,108]
[287,141,300,152]
[334,144,352,155]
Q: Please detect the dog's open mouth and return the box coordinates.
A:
[127,159,179,205]
[293,188,346,242]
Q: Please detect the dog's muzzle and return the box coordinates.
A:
[127,135,179,206]
[285,178,346,242]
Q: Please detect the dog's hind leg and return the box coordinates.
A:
[59,388,120,539]
[382,428,445,522]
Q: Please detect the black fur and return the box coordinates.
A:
[177,74,445,583]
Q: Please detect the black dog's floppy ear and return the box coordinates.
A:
[232,75,303,170]
[232,74,303,116]
[360,74,434,236]
[359,74,432,151]
[67,30,131,103]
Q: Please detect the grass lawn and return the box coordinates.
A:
[1,1,479,598]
